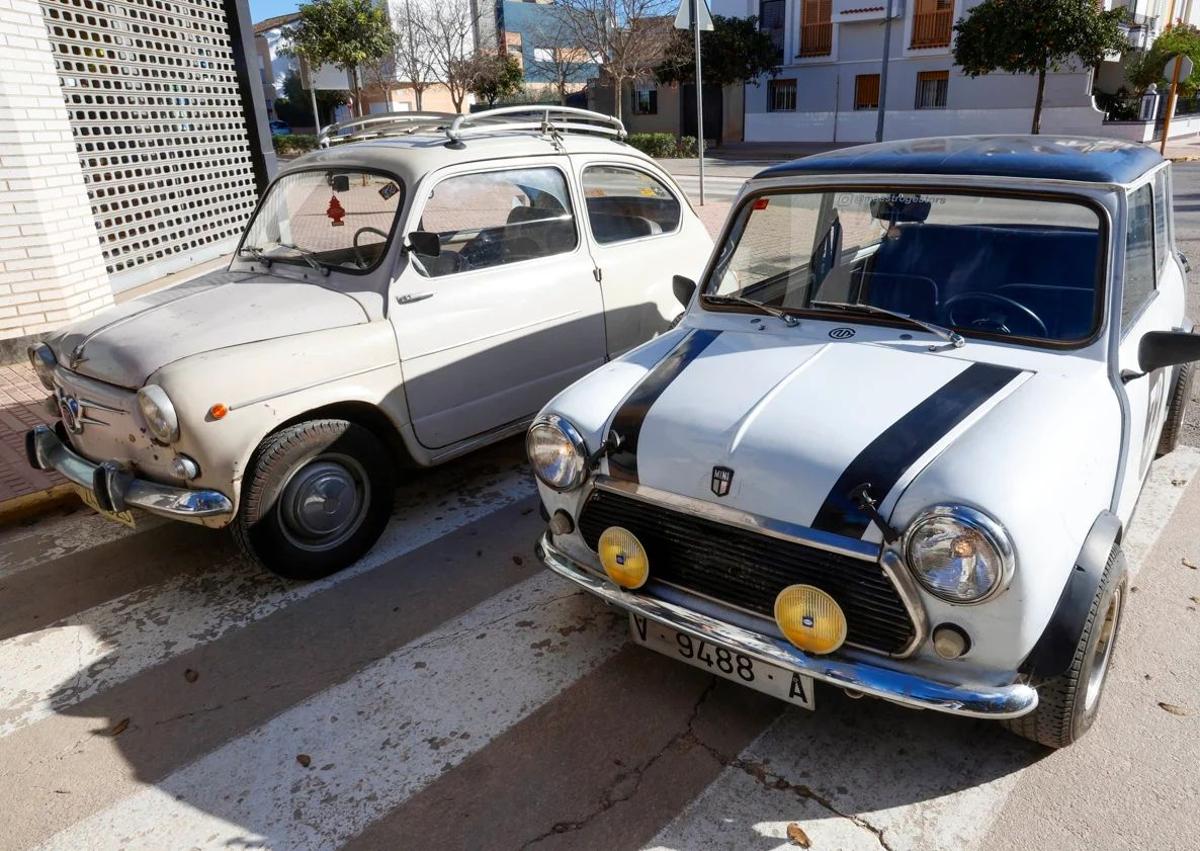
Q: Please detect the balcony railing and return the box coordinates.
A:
[799,0,833,57]
[911,5,953,49]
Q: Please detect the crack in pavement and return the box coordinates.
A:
[520,679,721,849]
[682,732,896,851]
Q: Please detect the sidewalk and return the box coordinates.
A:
[0,361,73,520]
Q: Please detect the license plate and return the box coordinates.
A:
[630,615,815,710]
[73,484,136,528]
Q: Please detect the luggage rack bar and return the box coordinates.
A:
[317,106,627,148]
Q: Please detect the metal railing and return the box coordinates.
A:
[799,20,833,56]
[318,113,456,147]
[911,6,953,49]
[317,106,627,148]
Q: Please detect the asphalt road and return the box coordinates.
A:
[1,164,1198,850]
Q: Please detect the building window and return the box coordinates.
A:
[799,0,832,57]
[915,70,949,109]
[911,0,953,49]
[768,78,797,111]
[854,74,880,110]
[759,0,785,62]
[632,88,658,115]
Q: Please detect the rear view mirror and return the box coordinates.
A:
[673,275,697,308]
[330,174,351,192]
[870,196,932,224]
[406,231,442,258]
[1139,330,1200,373]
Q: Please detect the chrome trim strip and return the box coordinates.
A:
[589,475,929,657]
[78,397,126,414]
[29,425,233,522]
[538,534,1036,719]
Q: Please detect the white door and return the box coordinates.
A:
[390,160,607,450]
[571,157,712,357]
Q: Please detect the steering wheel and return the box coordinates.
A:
[944,292,1048,338]
[352,227,390,268]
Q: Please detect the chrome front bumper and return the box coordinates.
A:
[26,424,233,522]
[537,533,1038,720]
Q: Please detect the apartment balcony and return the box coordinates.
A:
[910,1,952,49]
[799,0,833,57]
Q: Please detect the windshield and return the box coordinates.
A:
[706,189,1104,344]
[240,170,404,274]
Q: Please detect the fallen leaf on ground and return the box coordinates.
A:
[183,668,199,683]
[1159,702,1190,716]
[1183,558,1199,570]
[109,718,130,737]
[296,754,312,767]
[786,823,811,848]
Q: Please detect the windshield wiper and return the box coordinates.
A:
[277,243,330,276]
[705,294,799,327]
[237,245,272,267]
[811,301,965,348]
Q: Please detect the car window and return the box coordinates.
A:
[1123,184,1156,332]
[1154,169,1170,275]
[416,167,577,277]
[705,188,1104,345]
[239,170,403,274]
[581,165,682,244]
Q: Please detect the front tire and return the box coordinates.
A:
[233,419,394,580]
[1003,544,1128,749]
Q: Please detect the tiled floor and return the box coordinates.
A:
[0,362,65,507]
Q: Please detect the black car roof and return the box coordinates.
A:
[756,135,1164,185]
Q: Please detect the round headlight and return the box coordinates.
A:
[27,343,57,391]
[904,506,1014,604]
[526,415,588,492]
[136,384,180,444]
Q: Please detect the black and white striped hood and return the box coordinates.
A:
[592,327,1029,541]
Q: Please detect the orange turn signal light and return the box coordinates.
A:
[209,403,228,420]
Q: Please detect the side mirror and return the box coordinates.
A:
[1139,330,1200,373]
[672,275,697,308]
[406,231,442,258]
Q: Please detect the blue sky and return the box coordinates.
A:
[250,0,299,23]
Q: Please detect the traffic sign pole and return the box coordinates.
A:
[691,0,704,206]
[1161,54,1192,156]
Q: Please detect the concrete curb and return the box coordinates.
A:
[0,484,80,528]
[1170,154,1200,163]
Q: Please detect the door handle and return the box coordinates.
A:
[395,292,434,305]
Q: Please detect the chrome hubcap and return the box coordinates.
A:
[279,456,369,552]
[1084,585,1122,714]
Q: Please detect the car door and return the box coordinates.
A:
[390,159,607,450]
[570,156,713,357]
[1115,172,1181,517]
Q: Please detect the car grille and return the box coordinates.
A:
[577,489,916,655]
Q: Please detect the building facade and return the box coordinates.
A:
[721,0,1109,143]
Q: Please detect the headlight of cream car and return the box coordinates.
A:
[27,343,57,391]
[904,505,1014,604]
[136,384,180,444]
[527,414,588,491]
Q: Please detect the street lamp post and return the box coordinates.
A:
[875,0,895,143]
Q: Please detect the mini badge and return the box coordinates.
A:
[326,196,346,227]
[711,466,734,497]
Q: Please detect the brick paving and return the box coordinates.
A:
[0,361,66,508]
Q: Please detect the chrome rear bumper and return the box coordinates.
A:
[537,533,1038,720]
[26,424,233,522]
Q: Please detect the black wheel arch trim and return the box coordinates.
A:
[1020,510,1122,681]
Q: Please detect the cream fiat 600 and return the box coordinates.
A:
[529,136,1199,748]
[24,108,712,579]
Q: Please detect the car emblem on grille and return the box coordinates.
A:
[711,466,734,497]
[58,392,84,434]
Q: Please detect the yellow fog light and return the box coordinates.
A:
[598,526,649,589]
[774,584,847,655]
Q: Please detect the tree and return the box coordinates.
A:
[553,0,675,122]
[524,8,593,105]
[419,0,481,113]
[389,0,437,110]
[468,53,525,106]
[285,0,395,118]
[275,69,348,126]
[655,14,780,88]
[953,0,1128,134]
[1133,24,1200,97]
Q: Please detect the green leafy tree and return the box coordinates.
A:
[1134,24,1200,97]
[655,14,780,88]
[275,70,348,127]
[468,53,525,106]
[285,0,394,117]
[953,0,1128,134]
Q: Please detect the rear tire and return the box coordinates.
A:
[1157,360,1194,456]
[1002,544,1127,749]
[233,419,394,580]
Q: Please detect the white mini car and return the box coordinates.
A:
[25,107,712,578]
[529,136,1199,748]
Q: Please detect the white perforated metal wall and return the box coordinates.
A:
[40,0,259,289]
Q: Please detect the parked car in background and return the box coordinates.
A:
[25,107,713,579]
[529,136,1198,748]
[269,119,292,136]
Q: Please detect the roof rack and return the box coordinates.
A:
[318,112,457,147]
[317,105,627,149]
